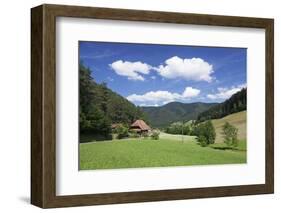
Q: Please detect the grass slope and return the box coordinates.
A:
[212,110,246,143]
[80,136,246,170]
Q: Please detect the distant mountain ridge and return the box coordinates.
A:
[141,102,218,128]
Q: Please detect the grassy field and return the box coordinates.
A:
[212,110,246,143]
[80,135,246,170]
[80,111,247,170]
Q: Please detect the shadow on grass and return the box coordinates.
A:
[211,146,238,151]
[80,133,112,143]
[195,140,244,151]
[210,144,247,151]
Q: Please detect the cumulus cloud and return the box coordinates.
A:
[127,87,200,106]
[182,87,201,98]
[109,56,214,82]
[127,91,181,105]
[155,56,214,82]
[207,84,246,100]
[110,60,151,81]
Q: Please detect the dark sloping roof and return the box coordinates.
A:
[131,120,151,131]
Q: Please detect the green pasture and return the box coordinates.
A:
[80,133,246,170]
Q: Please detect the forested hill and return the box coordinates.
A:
[197,88,247,122]
[141,102,218,128]
[79,63,147,137]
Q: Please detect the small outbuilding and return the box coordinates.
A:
[130,120,151,133]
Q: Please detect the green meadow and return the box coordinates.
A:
[80,132,246,170]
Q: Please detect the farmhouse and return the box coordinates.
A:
[130,120,151,133]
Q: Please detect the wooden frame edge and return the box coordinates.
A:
[265,19,274,194]
[31,5,44,207]
[31,4,274,208]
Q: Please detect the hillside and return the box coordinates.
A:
[212,110,246,143]
[141,102,218,128]
[79,63,147,138]
[197,88,246,122]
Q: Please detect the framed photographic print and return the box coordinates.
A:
[31,4,274,208]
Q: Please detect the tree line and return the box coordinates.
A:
[165,121,195,135]
[165,119,239,147]
[197,88,246,122]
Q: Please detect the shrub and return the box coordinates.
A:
[129,131,140,138]
[183,124,191,135]
[142,132,149,138]
[222,122,238,147]
[151,130,160,140]
[116,124,129,139]
[195,120,216,147]
[197,135,207,147]
[205,120,216,145]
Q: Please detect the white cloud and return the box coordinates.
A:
[109,60,151,81]
[127,87,200,106]
[110,56,214,82]
[139,103,159,107]
[182,87,201,98]
[127,91,181,105]
[155,56,214,82]
[207,84,246,100]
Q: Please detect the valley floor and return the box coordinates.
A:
[80,133,246,170]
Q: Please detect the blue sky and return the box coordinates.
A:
[79,41,246,106]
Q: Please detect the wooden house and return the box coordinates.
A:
[130,120,151,133]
